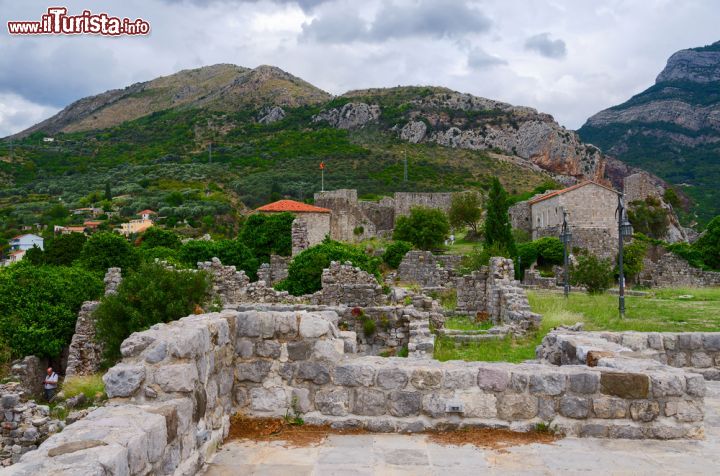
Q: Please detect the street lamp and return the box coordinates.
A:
[616,194,634,318]
[560,209,572,298]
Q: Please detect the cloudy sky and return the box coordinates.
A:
[1,0,718,137]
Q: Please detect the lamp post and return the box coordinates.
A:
[616,194,634,318]
[560,209,572,298]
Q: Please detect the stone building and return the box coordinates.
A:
[510,181,620,258]
[256,199,331,248]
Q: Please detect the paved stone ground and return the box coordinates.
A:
[202,382,720,475]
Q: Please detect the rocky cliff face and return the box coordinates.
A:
[579,41,720,225]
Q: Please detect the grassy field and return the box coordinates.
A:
[435,287,720,363]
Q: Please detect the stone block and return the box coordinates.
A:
[291,388,312,413]
[443,368,477,389]
[120,332,156,358]
[686,374,706,397]
[592,397,627,419]
[389,391,423,417]
[608,425,644,439]
[647,333,664,350]
[650,373,685,397]
[580,423,609,438]
[664,400,703,422]
[600,372,649,399]
[315,389,349,416]
[559,396,590,419]
[457,391,497,418]
[497,394,538,420]
[663,334,677,351]
[410,369,442,390]
[629,401,660,422]
[255,341,281,359]
[621,333,648,351]
[332,364,376,387]
[568,372,599,394]
[274,313,298,337]
[537,396,558,420]
[103,364,146,398]
[529,373,566,396]
[155,363,198,393]
[313,339,344,362]
[296,362,331,385]
[250,387,288,413]
[676,333,702,350]
[237,312,261,337]
[299,315,331,338]
[421,394,447,418]
[702,333,720,351]
[690,352,713,368]
[143,342,168,364]
[235,339,254,359]
[375,368,408,390]
[287,341,313,361]
[509,372,529,392]
[352,388,387,416]
[235,361,272,383]
[668,352,688,367]
[477,367,509,392]
[367,419,396,433]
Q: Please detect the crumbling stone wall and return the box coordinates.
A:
[523,269,558,289]
[397,251,462,287]
[393,192,452,217]
[455,269,488,314]
[291,218,310,256]
[624,172,663,204]
[314,261,384,307]
[485,258,541,331]
[638,246,720,288]
[65,268,122,379]
[257,255,290,286]
[198,258,250,305]
[6,357,46,398]
[509,200,532,235]
[314,189,389,242]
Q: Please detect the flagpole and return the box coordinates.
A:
[322,168,324,192]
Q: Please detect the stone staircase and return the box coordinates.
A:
[436,326,510,344]
[407,318,435,359]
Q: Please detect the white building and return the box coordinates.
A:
[9,234,44,251]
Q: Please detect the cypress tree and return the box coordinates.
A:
[484,177,516,256]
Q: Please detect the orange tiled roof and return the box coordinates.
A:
[84,221,102,226]
[528,180,619,205]
[256,200,330,214]
[137,209,157,215]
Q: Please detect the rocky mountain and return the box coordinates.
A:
[13,64,332,138]
[579,41,720,225]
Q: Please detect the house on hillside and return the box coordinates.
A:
[118,219,153,237]
[72,207,103,217]
[509,181,621,258]
[256,199,331,250]
[9,234,44,252]
[138,209,157,221]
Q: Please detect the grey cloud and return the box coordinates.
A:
[524,32,566,59]
[467,47,506,69]
[302,0,492,43]
[159,0,330,12]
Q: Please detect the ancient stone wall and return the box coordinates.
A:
[397,251,462,287]
[358,201,394,234]
[291,218,310,256]
[509,200,532,234]
[256,255,290,286]
[455,270,488,314]
[393,192,452,217]
[485,258,541,331]
[535,226,617,260]
[301,212,331,248]
[624,172,662,204]
[314,189,388,242]
[198,258,250,305]
[523,269,558,289]
[314,261,385,307]
[638,246,720,288]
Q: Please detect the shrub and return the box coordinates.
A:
[393,206,449,250]
[534,237,564,266]
[178,239,259,279]
[239,212,293,264]
[23,245,45,265]
[628,197,669,239]
[44,232,87,266]
[460,243,510,274]
[362,317,376,337]
[138,246,182,266]
[284,239,380,296]
[139,227,181,249]
[619,239,648,282]
[694,216,720,270]
[95,261,210,365]
[0,263,103,358]
[382,240,413,269]
[449,191,482,235]
[515,241,538,277]
[571,254,614,294]
[80,232,139,273]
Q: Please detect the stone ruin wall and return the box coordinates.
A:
[397,250,462,287]
[7,310,714,476]
[393,192,452,218]
[484,258,541,331]
[535,226,617,260]
[256,255,290,286]
[624,172,663,204]
[314,261,384,307]
[509,200,532,235]
[291,218,309,256]
[638,246,720,288]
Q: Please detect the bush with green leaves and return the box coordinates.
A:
[282,239,380,296]
[619,239,648,282]
[460,243,510,274]
[239,212,293,264]
[449,191,482,236]
[44,232,87,266]
[571,254,614,294]
[178,239,259,279]
[95,261,210,365]
[628,197,669,239]
[393,206,449,250]
[139,227,181,249]
[80,232,140,273]
[694,215,720,270]
[0,263,103,359]
[23,245,45,265]
[534,237,564,266]
[382,240,413,269]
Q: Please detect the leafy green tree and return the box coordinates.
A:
[449,192,482,236]
[140,227,181,250]
[80,232,139,273]
[0,263,103,359]
[618,239,648,282]
[534,236,564,266]
[628,197,669,239]
[239,212,294,264]
[44,232,87,266]
[280,239,380,296]
[104,182,113,201]
[23,245,45,266]
[484,178,516,256]
[393,207,449,250]
[694,216,720,270]
[571,254,614,294]
[460,243,511,275]
[178,239,259,279]
[382,241,413,269]
[514,241,538,277]
[663,188,681,208]
[95,262,210,365]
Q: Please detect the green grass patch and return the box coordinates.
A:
[61,374,106,401]
[444,316,494,331]
[435,288,720,362]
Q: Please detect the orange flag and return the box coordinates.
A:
[319,161,325,170]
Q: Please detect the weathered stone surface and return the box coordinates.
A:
[352,388,386,416]
[529,373,566,395]
[651,374,685,397]
[287,341,313,361]
[497,394,538,420]
[457,391,497,418]
[664,400,703,422]
[154,363,198,393]
[102,364,146,398]
[443,368,477,389]
[686,374,706,397]
[315,388,349,416]
[559,396,591,419]
[296,362,331,385]
[299,316,331,338]
[120,332,156,358]
[144,342,167,364]
[477,367,510,392]
[235,339,254,359]
[255,341,281,359]
[376,368,409,390]
[46,439,108,457]
[332,364,375,387]
[600,372,649,399]
[592,397,628,419]
[630,401,660,422]
[313,339,344,362]
[389,391,423,417]
[568,373,600,394]
[250,387,288,413]
[410,369,442,390]
[235,361,272,383]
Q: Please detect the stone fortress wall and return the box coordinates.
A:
[638,245,720,288]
